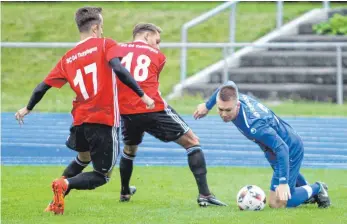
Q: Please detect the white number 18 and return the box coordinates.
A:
[121,52,151,82]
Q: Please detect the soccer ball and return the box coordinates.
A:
[236,185,266,211]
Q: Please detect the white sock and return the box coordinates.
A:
[302,185,313,198]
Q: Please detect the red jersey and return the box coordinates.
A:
[115,41,167,114]
[44,37,121,127]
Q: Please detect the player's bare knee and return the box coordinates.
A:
[269,201,277,208]
[273,203,286,209]
[124,145,138,156]
[177,130,200,149]
[268,198,281,208]
[78,151,91,162]
[269,199,286,209]
[189,133,200,146]
[268,193,278,208]
[278,199,287,208]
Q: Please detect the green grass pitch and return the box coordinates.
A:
[2,166,347,224]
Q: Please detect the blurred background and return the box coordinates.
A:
[1,1,346,115]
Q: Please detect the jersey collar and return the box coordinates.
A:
[232,102,244,125]
[76,37,94,46]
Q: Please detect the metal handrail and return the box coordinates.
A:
[277,1,284,29]
[323,0,330,10]
[180,1,239,87]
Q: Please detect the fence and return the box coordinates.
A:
[1,41,345,104]
[2,1,340,103]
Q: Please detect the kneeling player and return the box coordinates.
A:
[194,81,331,209]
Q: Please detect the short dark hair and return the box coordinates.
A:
[75,7,102,33]
[132,23,162,39]
[218,86,238,102]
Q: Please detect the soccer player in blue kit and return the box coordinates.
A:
[193,81,331,209]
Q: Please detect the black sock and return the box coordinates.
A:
[67,171,107,190]
[62,156,90,196]
[120,152,135,195]
[187,146,210,196]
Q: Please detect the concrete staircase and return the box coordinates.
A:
[184,10,347,102]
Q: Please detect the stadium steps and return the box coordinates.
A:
[181,8,347,102]
[271,35,347,43]
[184,83,347,101]
[268,35,347,51]
[240,51,347,67]
[210,67,347,84]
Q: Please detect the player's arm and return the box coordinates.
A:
[250,120,291,200]
[108,57,154,109]
[27,82,52,110]
[15,59,66,125]
[109,58,144,97]
[105,38,154,108]
[194,80,237,119]
[15,82,52,125]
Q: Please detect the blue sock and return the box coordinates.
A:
[296,173,308,187]
[286,183,321,208]
[311,183,321,196]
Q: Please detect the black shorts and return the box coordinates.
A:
[65,123,119,173]
[121,106,190,145]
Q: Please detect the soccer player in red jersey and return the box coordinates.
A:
[15,7,154,215]
[115,23,227,206]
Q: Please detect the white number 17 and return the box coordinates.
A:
[73,63,97,100]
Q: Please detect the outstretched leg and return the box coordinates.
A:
[175,130,227,206]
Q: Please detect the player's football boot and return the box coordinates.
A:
[315,182,330,208]
[303,196,317,204]
[44,201,54,212]
[51,177,68,214]
[197,194,228,207]
[120,186,137,202]
[44,176,67,213]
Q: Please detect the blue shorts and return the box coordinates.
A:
[269,141,304,192]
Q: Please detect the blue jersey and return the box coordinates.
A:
[233,93,302,155]
[205,81,303,185]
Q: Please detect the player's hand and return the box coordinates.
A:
[193,103,209,120]
[141,93,155,109]
[15,107,31,126]
[276,184,291,201]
